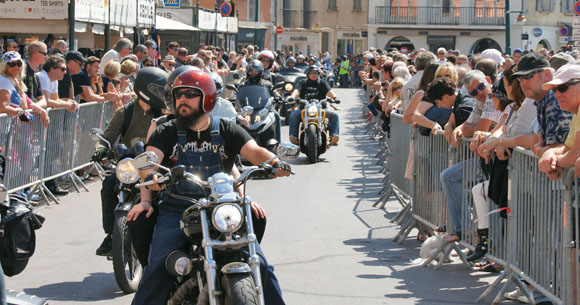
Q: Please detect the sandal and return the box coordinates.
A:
[446,233,461,243]
[479,263,503,273]
[474,261,488,268]
[435,225,447,233]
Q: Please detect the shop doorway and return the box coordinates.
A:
[536,39,551,51]
[470,38,502,54]
[386,36,415,53]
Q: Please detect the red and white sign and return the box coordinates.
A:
[400,47,409,54]
[276,26,283,35]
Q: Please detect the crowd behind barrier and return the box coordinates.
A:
[2,102,115,203]
[369,112,579,305]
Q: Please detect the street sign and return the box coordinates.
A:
[561,27,569,36]
[560,36,570,44]
[163,0,180,7]
[220,3,232,17]
[276,26,283,35]
[533,28,543,37]
[575,1,580,15]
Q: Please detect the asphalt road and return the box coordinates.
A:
[5,88,520,305]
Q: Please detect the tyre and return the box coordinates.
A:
[221,273,259,305]
[112,213,142,293]
[306,124,318,164]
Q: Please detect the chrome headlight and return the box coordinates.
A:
[166,250,193,277]
[255,108,269,123]
[307,105,318,117]
[284,83,294,92]
[116,158,140,184]
[212,203,244,233]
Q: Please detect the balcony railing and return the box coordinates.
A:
[374,6,505,26]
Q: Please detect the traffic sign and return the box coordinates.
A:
[220,2,232,17]
[560,36,570,44]
[561,27,569,36]
[575,0,580,15]
[276,26,283,35]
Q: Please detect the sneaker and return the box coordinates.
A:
[289,135,299,145]
[329,135,339,146]
[517,293,534,304]
[504,288,524,301]
[96,235,112,256]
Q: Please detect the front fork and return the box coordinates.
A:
[199,198,265,305]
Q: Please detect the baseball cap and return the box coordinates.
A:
[513,48,523,55]
[64,50,87,63]
[364,53,373,59]
[542,63,580,90]
[1,51,22,63]
[163,55,176,63]
[549,52,575,71]
[512,52,550,76]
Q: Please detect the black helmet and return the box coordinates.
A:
[246,59,264,82]
[305,65,321,76]
[164,65,200,111]
[134,67,168,112]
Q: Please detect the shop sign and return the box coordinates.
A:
[426,35,455,45]
[342,32,361,38]
[290,36,308,41]
[157,8,194,26]
[138,0,156,27]
[76,0,109,24]
[0,0,67,20]
[227,16,238,33]
[111,0,137,27]
[198,10,217,30]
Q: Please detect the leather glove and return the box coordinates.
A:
[91,148,108,162]
[334,99,341,104]
[272,160,292,172]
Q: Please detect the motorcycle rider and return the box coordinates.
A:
[295,54,308,67]
[92,67,167,256]
[238,59,282,143]
[127,70,291,305]
[258,49,279,77]
[286,56,297,69]
[287,65,340,146]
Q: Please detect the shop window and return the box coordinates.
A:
[562,0,574,13]
[248,0,258,21]
[353,0,362,11]
[328,0,337,10]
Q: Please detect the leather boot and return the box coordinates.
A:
[467,229,488,261]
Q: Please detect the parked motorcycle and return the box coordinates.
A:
[323,63,336,88]
[292,97,340,164]
[90,128,143,293]
[116,143,299,305]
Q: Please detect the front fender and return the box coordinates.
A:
[220,262,252,274]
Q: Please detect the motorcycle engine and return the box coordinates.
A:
[181,205,203,239]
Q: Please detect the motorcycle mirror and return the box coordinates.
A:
[90,128,105,142]
[274,82,285,89]
[241,105,254,116]
[225,84,238,92]
[133,151,159,170]
[276,143,300,161]
[116,158,140,184]
[232,73,240,80]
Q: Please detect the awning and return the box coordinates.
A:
[156,15,200,32]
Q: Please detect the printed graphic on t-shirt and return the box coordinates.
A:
[169,140,227,160]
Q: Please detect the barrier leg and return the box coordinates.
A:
[422,243,447,267]
[476,269,508,303]
[93,162,106,181]
[451,243,473,270]
[35,182,60,205]
[390,204,409,223]
[434,243,454,269]
[396,205,413,225]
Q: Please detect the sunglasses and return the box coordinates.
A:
[74,60,85,67]
[7,61,22,67]
[174,89,202,100]
[517,69,543,81]
[167,63,175,67]
[391,86,403,90]
[438,53,445,55]
[54,66,66,72]
[553,80,580,94]
[469,82,486,97]
[37,51,48,56]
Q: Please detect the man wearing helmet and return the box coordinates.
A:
[286,56,297,69]
[296,54,308,67]
[257,49,279,77]
[128,70,291,305]
[91,67,168,256]
[287,65,340,145]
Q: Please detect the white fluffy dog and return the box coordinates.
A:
[419,235,446,262]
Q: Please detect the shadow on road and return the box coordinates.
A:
[22,272,129,302]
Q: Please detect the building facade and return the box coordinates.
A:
[367,0,574,55]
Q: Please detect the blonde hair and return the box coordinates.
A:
[120,60,137,75]
[390,77,405,99]
[435,63,458,84]
[0,60,27,92]
[103,61,121,79]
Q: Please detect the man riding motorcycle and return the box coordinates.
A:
[257,50,278,77]
[127,70,291,305]
[92,67,167,256]
[288,65,340,146]
[286,56,297,69]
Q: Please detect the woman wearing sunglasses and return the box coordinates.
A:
[0,51,49,127]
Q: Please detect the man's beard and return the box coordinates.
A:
[176,104,204,129]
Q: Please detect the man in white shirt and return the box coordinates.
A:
[401,51,435,110]
[36,55,78,112]
[99,38,133,75]
[436,47,447,64]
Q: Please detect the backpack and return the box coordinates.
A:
[0,195,45,277]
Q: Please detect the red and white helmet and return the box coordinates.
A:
[258,50,275,69]
[172,70,217,113]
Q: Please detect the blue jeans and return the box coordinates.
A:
[440,161,464,234]
[288,108,340,139]
[132,200,285,305]
[0,263,6,305]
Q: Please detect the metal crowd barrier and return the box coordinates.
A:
[4,102,116,204]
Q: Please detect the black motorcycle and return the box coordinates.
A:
[90,128,144,293]
[116,143,299,305]
[274,68,306,124]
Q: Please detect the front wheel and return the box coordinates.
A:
[112,213,142,293]
[306,124,318,164]
[221,273,259,305]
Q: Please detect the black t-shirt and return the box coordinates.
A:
[72,69,90,99]
[148,117,253,173]
[295,78,331,100]
[453,92,476,126]
[24,65,42,102]
[58,72,73,99]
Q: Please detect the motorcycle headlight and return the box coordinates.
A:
[284,83,294,92]
[257,108,269,119]
[212,203,244,233]
[166,250,193,277]
[116,158,140,184]
[241,105,254,116]
[307,105,318,117]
